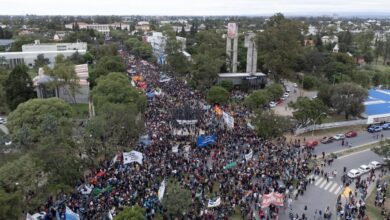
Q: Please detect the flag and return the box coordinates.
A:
[223,162,237,170]
[245,150,253,161]
[92,185,113,197]
[172,145,179,153]
[208,197,221,208]
[26,213,34,220]
[158,179,167,201]
[123,151,144,165]
[65,206,80,220]
[222,112,234,129]
[107,210,113,220]
[197,135,217,147]
[110,154,118,167]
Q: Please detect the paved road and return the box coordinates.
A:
[312,129,390,155]
[279,149,383,220]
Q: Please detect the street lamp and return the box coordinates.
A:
[312,112,327,137]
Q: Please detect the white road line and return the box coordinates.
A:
[315,177,324,186]
[319,180,328,188]
[329,183,338,193]
[334,186,342,195]
[324,182,333,191]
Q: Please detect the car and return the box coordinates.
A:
[320,136,334,144]
[269,101,276,108]
[382,123,390,130]
[312,95,318,99]
[333,134,345,140]
[358,164,371,174]
[4,141,11,146]
[368,125,382,133]
[345,131,358,138]
[305,140,319,148]
[368,161,382,169]
[347,169,362,178]
[283,92,289,98]
[0,117,6,124]
[293,83,298,88]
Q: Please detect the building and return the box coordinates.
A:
[364,89,390,124]
[34,64,89,104]
[0,39,14,51]
[53,31,67,41]
[65,22,130,35]
[332,44,339,53]
[0,41,87,69]
[321,35,339,45]
[136,21,150,32]
[218,72,267,88]
[146,32,188,64]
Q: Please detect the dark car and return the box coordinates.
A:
[320,136,334,144]
[276,179,286,193]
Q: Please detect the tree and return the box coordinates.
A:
[288,97,328,126]
[0,188,22,220]
[162,180,192,217]
[114,206,145,220]
[256,13,305,80]
[251,110,291,138]
[219,80,234,92]
[89,56,126,88]
[165,36,190,75]
[44,55,80,103]
[265,83,284,101]
[67,51,85,64]
[330,82,368,120]
[244,90,269,109]
[91,72,146,113]
[33,54,50,70]
[7,98,73,147]
[125,37,153,60]
[5,65,36,110]
[206,86,229,105]
[372,140,390,166]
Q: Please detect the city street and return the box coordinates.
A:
[279,149,383,219]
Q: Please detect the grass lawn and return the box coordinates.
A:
[71,103,89,118]
[322,114,347,124]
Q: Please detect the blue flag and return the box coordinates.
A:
[65,206,80,220]
[197,135,217,147]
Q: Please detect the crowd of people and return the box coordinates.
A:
[37,58,339,220]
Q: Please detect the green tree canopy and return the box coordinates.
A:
[5,65,36,110]
[89,56,126,88]
[288,97,328,126]
[162,180,192,217]
[33,54,50,70]
[114,205,145,220]
[251,110,291,138]
[265,83,284,101]
[7,98,74,147]
[206,86,229,105]
[244,90,269,109]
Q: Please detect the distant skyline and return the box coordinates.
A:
[0,0,389,16]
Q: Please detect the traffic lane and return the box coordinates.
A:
[313,129,390,155]
[321,149,384,186]
[280,150,383,219]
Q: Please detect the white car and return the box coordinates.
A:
[283,92,289,98]
[369,161,382,169]
[333,134,345,140]
[0,117,6,124]
[269,101,276,108]
[347,169,362,178]
[4,141,11,146]
[358,165,371,174]
[293,83,298,88]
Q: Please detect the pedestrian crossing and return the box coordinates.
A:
[307,174,342,195]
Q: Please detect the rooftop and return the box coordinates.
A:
[218,72,266,77]
[364,89,390,116]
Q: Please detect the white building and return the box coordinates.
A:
[65,22,130,35]
[0,41,87,69]
[321,35,339,44]
[146,32,187,64]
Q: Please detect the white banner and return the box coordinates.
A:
[172,145,179,153]
[123,151,144,165]
[245,150,253,161]
[223,112,234,129]
[158,179,167,201]
[208,197,221,208]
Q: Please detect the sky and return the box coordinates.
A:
[0,0,389,16]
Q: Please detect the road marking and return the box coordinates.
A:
[324,182,333,190]
[329,183,338,193]
[315,177,324,186]
[319,180,328,188]
[337,149,371,159]
[334,186,342,195]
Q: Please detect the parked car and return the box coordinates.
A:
[368,161,382,169]
[382,123,390,130]
[293,83,298,88]
[305,140,319,148]
[283,92,289,98]
[347,169,362,178]
[0,117,6,124]
[345,131,358,138]
[368,125,382,133]
[333,134,345,140]
[269,101,276,108]
[358,164,371,174]
[320,136,334,144]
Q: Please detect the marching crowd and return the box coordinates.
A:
[38,59,332,220]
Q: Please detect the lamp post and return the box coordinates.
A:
[312,112,327,137]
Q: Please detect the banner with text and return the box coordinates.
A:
[123,150,144,165]
[197,135,217,147]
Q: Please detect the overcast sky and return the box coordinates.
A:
[0,0,389,16]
